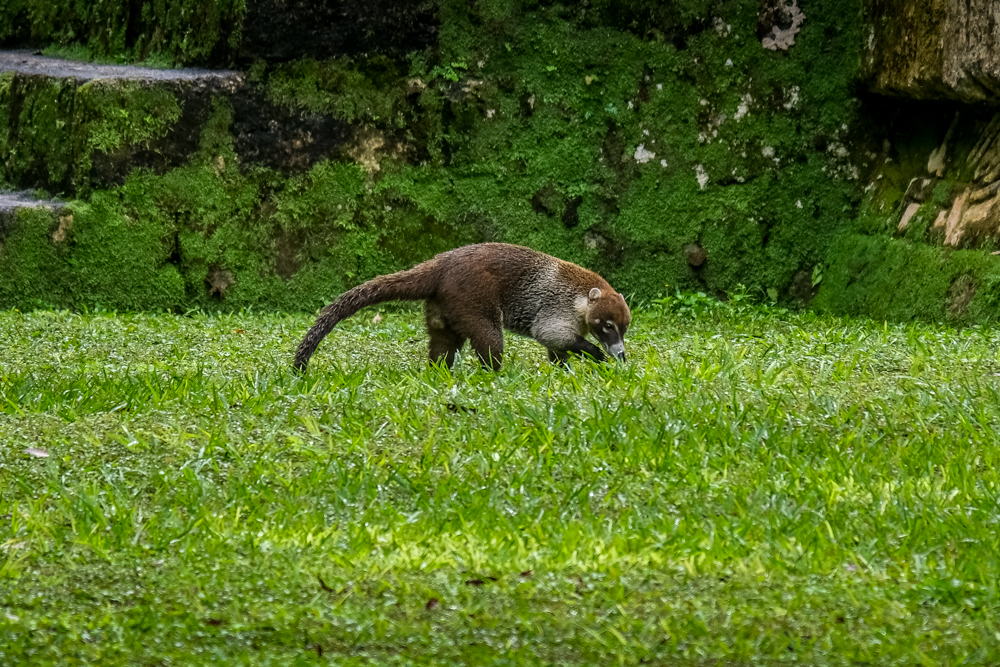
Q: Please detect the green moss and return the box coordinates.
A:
[930,179,953,207]
[61,193,186,311]
[265,57,408,126]
[84,83,182,154]
[0,206,65,309]
[814,233,1000,324]
[0,75,80,193]
[0,72,13,170]
[365,0,862,300]
[0,198,184,313]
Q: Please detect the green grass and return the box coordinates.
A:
[1,304,1000,665]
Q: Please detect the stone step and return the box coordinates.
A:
[0,51,238,83]
[0,190,60,213]
[0,1,438,67]
[0,190,62,309]
[0,51,352,195]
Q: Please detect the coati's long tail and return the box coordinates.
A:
[293,259,440,372]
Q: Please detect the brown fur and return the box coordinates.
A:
[293,243,631,372]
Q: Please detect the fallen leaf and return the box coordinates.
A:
[425,597,439,610]
[24,447,48,458]
[519,570,532,578]
[372,314,382,324]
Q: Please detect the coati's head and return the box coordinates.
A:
[587,287,631,361]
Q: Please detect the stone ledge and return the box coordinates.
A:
[0,51,240,83]
[0,190,60,214]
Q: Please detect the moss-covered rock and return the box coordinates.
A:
[814,232,1000,323]
[815,94,1000,324]
[0,54,358,196]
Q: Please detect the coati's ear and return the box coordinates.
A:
[589,287,602,301]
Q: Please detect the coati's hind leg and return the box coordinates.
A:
[467,319,504,371]
[424,300,466,368]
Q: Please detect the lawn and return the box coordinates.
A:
[1,302,999,665]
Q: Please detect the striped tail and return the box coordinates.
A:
[293,260,440,373]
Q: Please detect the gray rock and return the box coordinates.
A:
[865,0,1000,103]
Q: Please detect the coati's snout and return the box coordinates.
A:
[587,288,631,361]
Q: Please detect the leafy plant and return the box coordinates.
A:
[652,285,720,318]
[429,61,468,82]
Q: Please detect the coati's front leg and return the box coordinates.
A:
[549,335,608,365]
[548,348,571,366]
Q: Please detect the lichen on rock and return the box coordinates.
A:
[759,0,806,51]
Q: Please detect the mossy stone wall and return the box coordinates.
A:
[16,0,980,321]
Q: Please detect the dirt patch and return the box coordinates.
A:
[685,244,708,267]
[274,232,304,281]
[207,269,235,297]
[347,126,410,174]
[947,274,976,317]
[52,212,73,243]
[789,268,818,304]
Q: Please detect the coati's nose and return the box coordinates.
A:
[607,341,625,361]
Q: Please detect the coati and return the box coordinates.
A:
[293,242,631,372]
